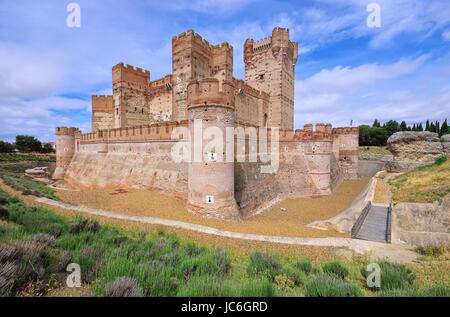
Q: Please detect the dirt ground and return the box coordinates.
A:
[56,178,370,238]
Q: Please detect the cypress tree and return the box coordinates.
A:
[400,121,408,131]
[440,119,449,136]
[425,120,430,131]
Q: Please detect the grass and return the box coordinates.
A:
[246,252,281,280]
[416,245,448,258]
[322,261,349,279]
[305,274,363,297]
[361,261,416,291]
[0,163,58,200]
[358,146,392,161]
[0,153,55,162]
[0,186,449,297]
[390,157,450,203]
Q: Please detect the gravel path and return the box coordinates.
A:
[36,197,417,263]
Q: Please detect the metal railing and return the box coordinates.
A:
[386,203,393,243]
[351,201,371,238]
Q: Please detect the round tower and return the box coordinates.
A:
[186,78,239,219]
[53,127,79,180]
[303,124,333,196]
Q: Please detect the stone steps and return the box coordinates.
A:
[354,205,390,243]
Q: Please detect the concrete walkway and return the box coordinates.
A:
[35,197,417,263]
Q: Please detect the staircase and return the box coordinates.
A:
[352,202,392,243]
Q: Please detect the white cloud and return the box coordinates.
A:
[299,55,428,94]
[295,55,449,127]
[443,29,450,42]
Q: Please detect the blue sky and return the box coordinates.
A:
[0,0,449,141]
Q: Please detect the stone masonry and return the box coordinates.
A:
[54,28,359,219]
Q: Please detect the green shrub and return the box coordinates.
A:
[305,274,363,297]
[361,261,415,291]
[0,172,58,200]
[247,252,281,280]
[7,201,69,236]
[177,275,230,297]
[240,278,275,297]
[180,248,231,279]
[378,286,450,297]
[274,274,295,292]
[435,155,447,165]
[0,206,9,220]
[0,241,67,296]
[416,245,447,257]
[422,286,450,297]
[106,277,143,297]
[293,258,313,274]
[184,242,203,257]
[282,265,306,286]
[323,261,349,279]
[69,217,100,234]
[0,189,10,205]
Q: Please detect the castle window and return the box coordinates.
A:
[207,152,217,162]
[206,195,214,204]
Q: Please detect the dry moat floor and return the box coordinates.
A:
[56,178,370,239]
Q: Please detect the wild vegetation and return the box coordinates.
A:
[359,119,449,147]
[0,162,58,200]
[0,188,448,297]
[0,154,55,163]
[0,135,55,154]
[390,156,450,203]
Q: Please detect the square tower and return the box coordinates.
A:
[172,30,233,122]
[244,27,298,130]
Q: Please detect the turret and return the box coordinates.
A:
[332,127,360,179]
[53,127,80,180]
[186,78,239,219]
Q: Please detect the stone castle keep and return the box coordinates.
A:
[53,27,359,219]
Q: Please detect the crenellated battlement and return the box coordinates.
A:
[112,62,150,77]
[172,29,230,51]
[55,127,80,136]
[112,62,150,86]
[233,79,270,100]
[279,123,333,141]
[187,78,235,109]
[80,120,189,143]
[332,127,360,135]
[92,95,113,112]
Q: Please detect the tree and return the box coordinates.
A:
[400,121,408,131]
[418,123,423,131]
[425,120,430,131]
[15,135,42,153]
[436,121,440,135]
[359,125,389,146]
[430,122,436,133]
[41,143,55,153]
[372,119,381,128]
[383,120,399,136]
[0,141,15,153]
[441,119,449,136]
[359,125,371,146]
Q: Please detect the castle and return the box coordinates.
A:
[53,28,359,219]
